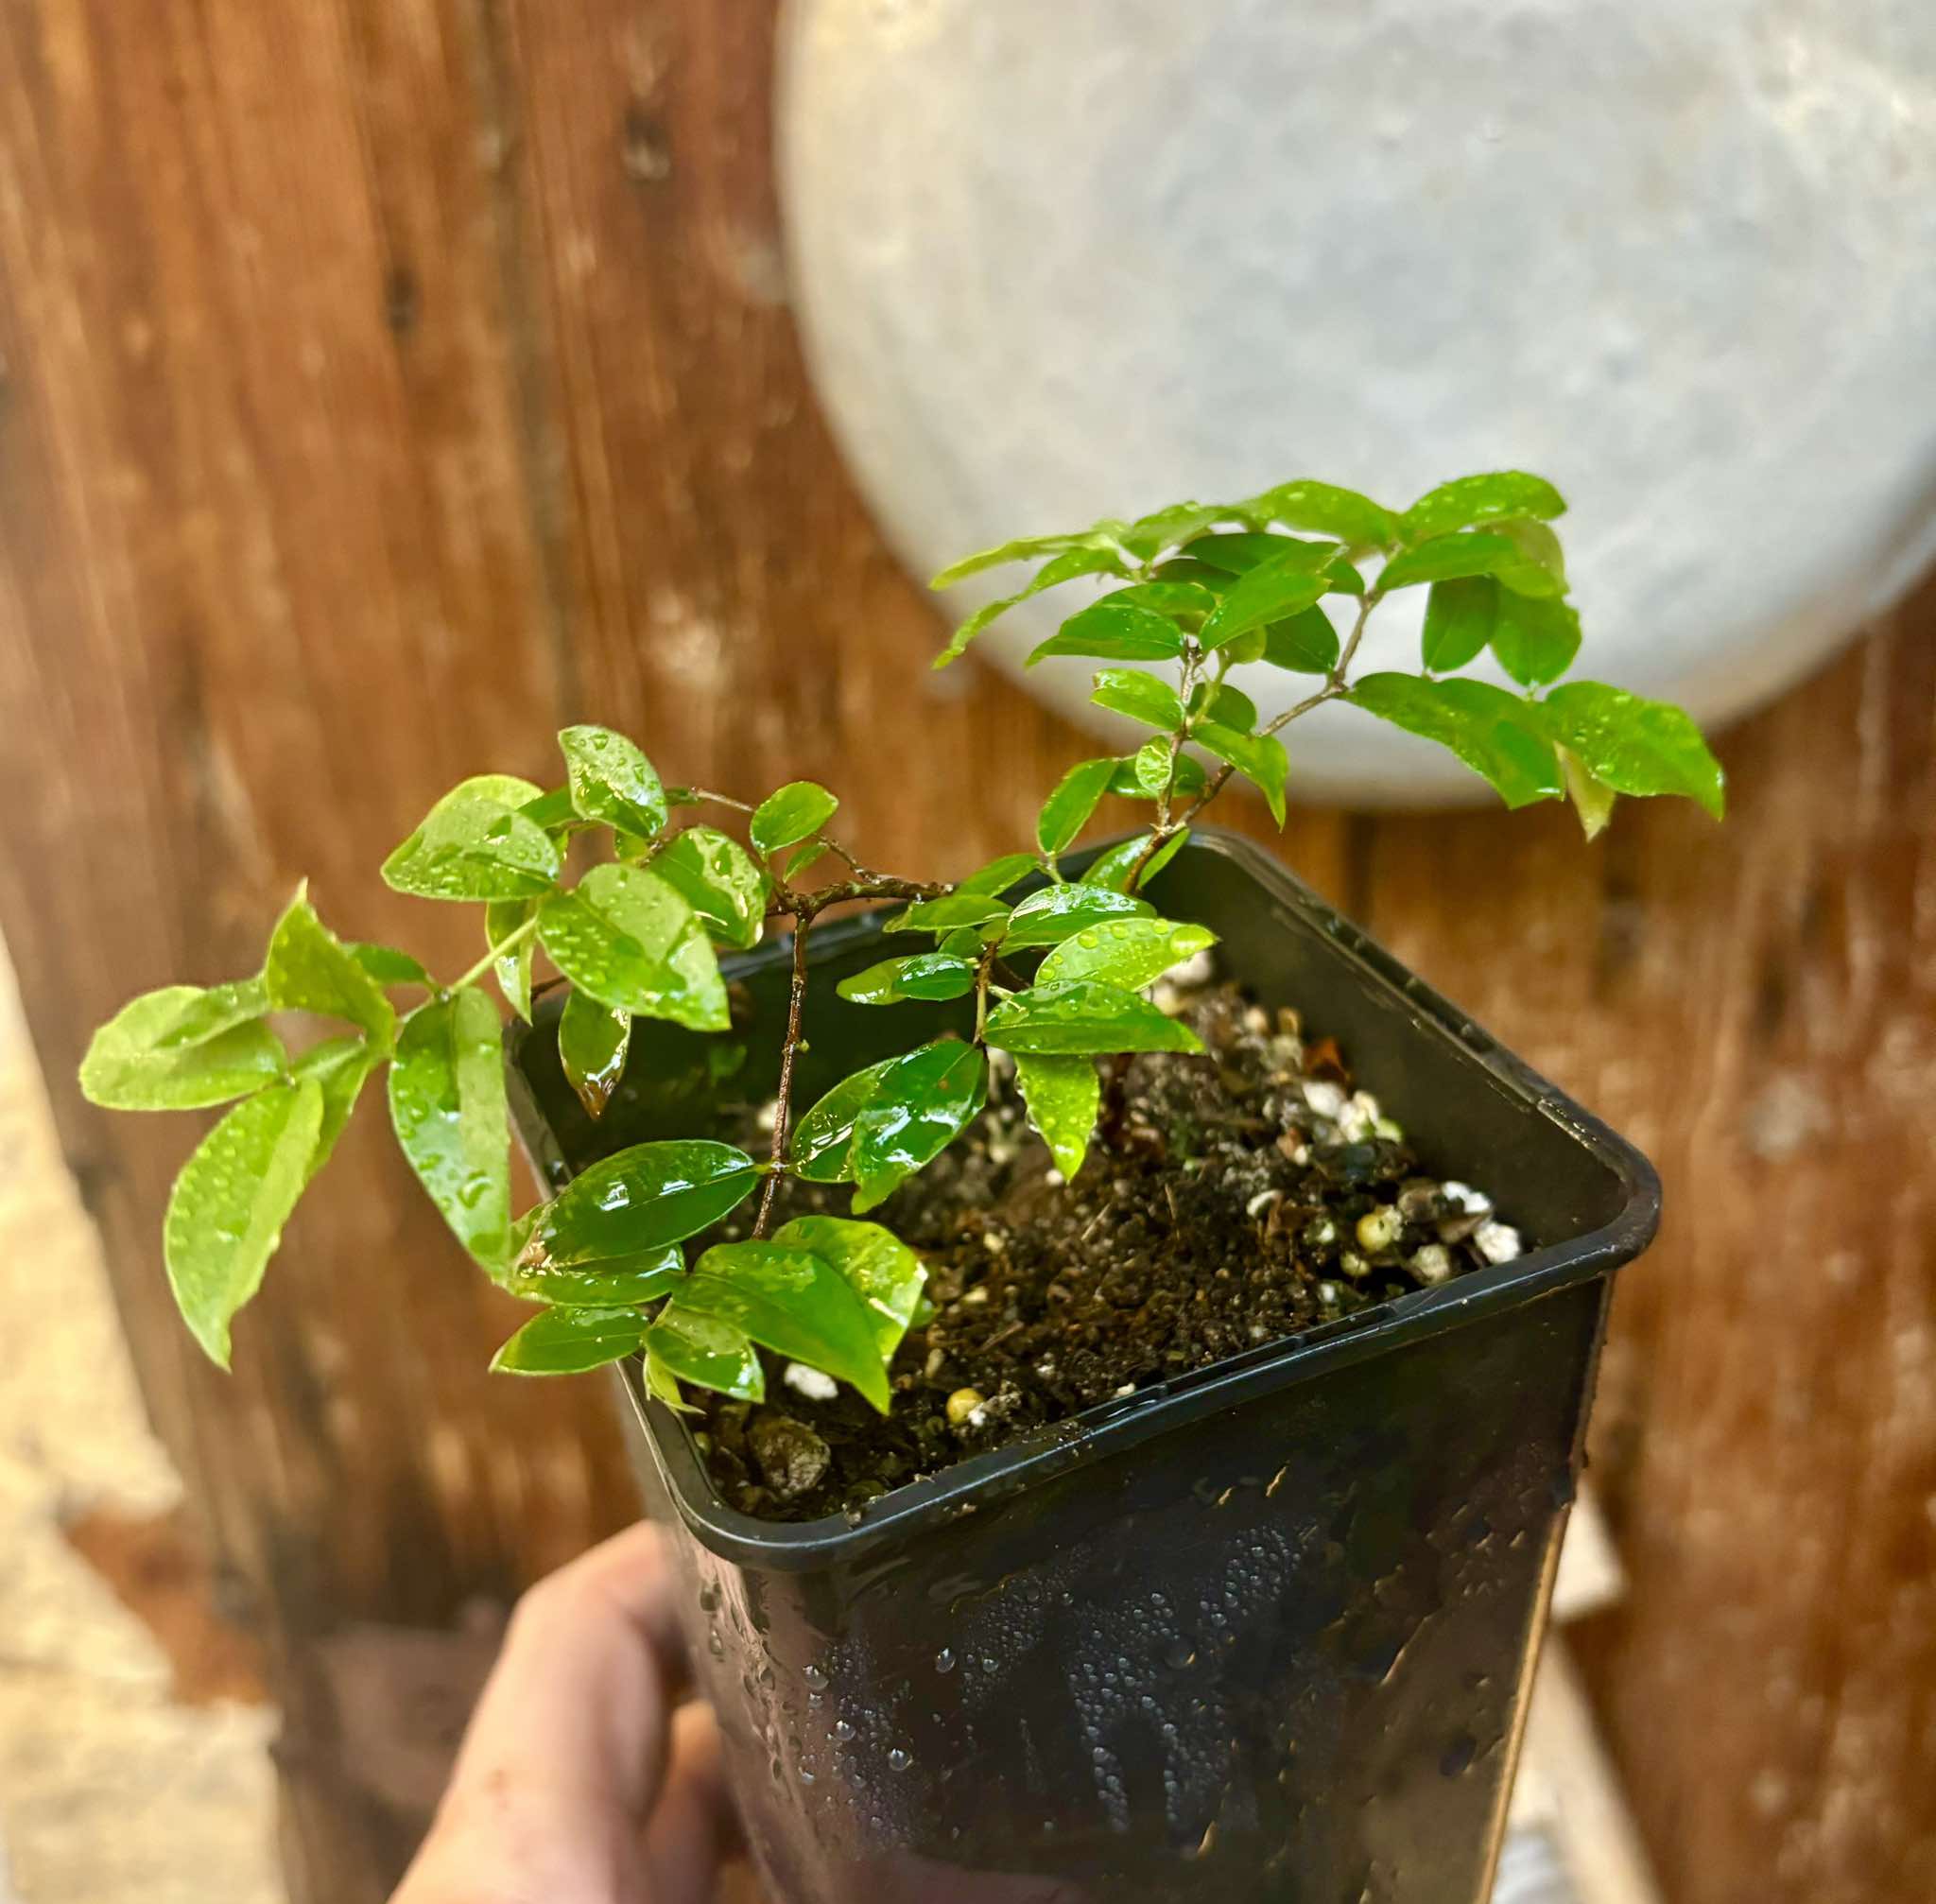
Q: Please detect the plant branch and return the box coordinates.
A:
[448,915,539,995]
[752,906,816,1238]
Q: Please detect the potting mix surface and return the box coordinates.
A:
[696,976,1521,1522]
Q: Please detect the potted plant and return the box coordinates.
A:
[82,471,1721,1902]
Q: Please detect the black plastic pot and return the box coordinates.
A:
[505,830,1658,1904]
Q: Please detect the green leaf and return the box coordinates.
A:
[642,1347,701,1413]
[517,1140,759,1270]
[1421,576,1498,673]
[291,1036,383,1182]
[837,953,978,1005]
[350,944,434,991]
[929,520,1133,589]
[1119,501,1249,560]
[265,886,396,1048]
[957,852,1040,895]
[1079,829,1189,891]
[79,985,285,1112]
[518,786,580,831]
[1490,590,1582,687]
[510,1240,685,1308]
[1096,580,1219,618]
[932,545,1130,667]
[1558,745,1618,840]
[491,1305,648,1376]
[1490,518,1569,597]
[1183,532,1308,574]
[1194,721,1290,824]
[645,1307,764,1402]
[790,1058,897,1183]
[785,839,832,882]
[1091,667,1186,731]
[558,725,668,841]
[558,990,631,1118]
[389,989,512,1272]
[651,826,768,950]
[1011,1053,1100,1179]
[887,891,1013,935]
[382,779,562,902]
[772,1216,927,1359]
[1349,674,1564,808]
[1003,883,1154,948]
[1027,601,1187,667]
[1107,752,1207,801]
[983,980,1206,1056]
[1038,917,1217,991]
[1400,471,1565,545]
[1240,478,1398,548]
[1036,756,1119,857]
[1541,683,1725,819]
[1199,549,1335,652]
[750,781,838,856]
[537,864,729,1031]
[1132,738,1176,795]
[1377,531,1524,592]
[677,1240,891,1411]
[1193,682,1257,731]
[486,898,536,1021]
[163,1078,323,1367]
[849,1039,987,1214]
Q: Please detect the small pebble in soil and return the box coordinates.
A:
[784,1360,839,1401]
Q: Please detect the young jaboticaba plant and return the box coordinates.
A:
[80,471,1724,1411]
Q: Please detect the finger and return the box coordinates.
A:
[640,1701,738,1904]
[443,1521,683,1827]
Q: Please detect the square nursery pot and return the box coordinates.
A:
[505,829,1658,1904]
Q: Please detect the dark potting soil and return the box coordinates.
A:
[692,978,1521,1523]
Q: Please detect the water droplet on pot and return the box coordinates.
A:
[832,1719,855,1742]
[888,1747,912,1773]
[934,1647,956,1673]
[707,1625,725,1658]
[803,1663,828,1691]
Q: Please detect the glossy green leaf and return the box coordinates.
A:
[1559,745,1618,840]
[1239,478,1398,548]
[350,944,434,991]
[1119,501,1250,560]
[1132,738,1176,795]
[837,953,978,1005]
[785,839,833,882]
[750,781,838,856]
[1490,518,1569,597]
[984,980,1206,1056]
[79,984,285,1112]
[887,891,1013,935]
[932,545,1130,666]
[1003,882,1154,948]
[790,1057,898,1183]
[1096,580,1219,618]
[163,1078,322,1367]
[486,898,537,1021]
[1541,683,1725,818]
[1349,674,1564,808]
[1182,532,1307,575]
[1421,576,1498,673]
[1400,471,1565,545]
[773,1216,927,1359]
[1012,1053,1100,1179]
[510,1240,685,1308]
[265,886,396,1047]
[677,1240,891,1411]
[1079,828,1190,891]
[1194,720,1290,825]
[645,1307,764,1402]
[1027,601,1187,667]
[1091,667,1186,731]
[1199,549,1334,651]
[559,725,668,841]
[1039,916,1218,991]
[642,1344,703,1413]
[1193,682,1257,732]
[291,1036,383,1182]
[517,1140,759,1270]
[382,778,562,902]
[1107,751,1207,801]
[389,989,512,1271]
[929,520,1133,589]
[519,785,581,831]
[651,825,767,950]
[558,990,631,1119]
[849,1039,987,1214]
[1377,531,1526,593]
[491,1305,648,1376]
[537,864,728,1031]
[1036,755,1119,857]
[1490,590,1582,686]
[956,852,1041,895]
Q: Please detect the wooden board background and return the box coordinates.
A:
[0,4,1929,1899]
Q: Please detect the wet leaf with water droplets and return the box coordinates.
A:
[1090,667,1186,732]
[646,1307,764,1402]
[984,980,1205,1056]
[642,1343,704,1412]
[381,777,562,901]
[486,898,536,1021]
[558,989,632,1119]
[1026,599,1187,669]
[1079,829,1190,892]
[1193,721,1289,826]
[164,1078,323,1367]
[537,864,729,1030]
[559,724,669,841]
[510,1239,684,1308]
[519,1140,758,1269]
[750,781,838,856]
[1011,1053,1100,1180]
[491,1304,648,1376]
[651,825,768,950]
[291,1036,383,1182]
[789,1059,898,1183]
[1038,916,1218,992]
[79,983,285,1112]
[884,891,1011,936]
[771,1216,926,1359]
[955,852,1040,896]
[1003,883,1153,949]
[1399,470,1565,545]
[849,1041,986,1214]
[836,953,977,1006]
[388,988,512,1274]
[1035,756,1118,857]
[265,885,396,1047]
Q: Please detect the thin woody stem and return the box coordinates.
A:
[752,904,817,1238]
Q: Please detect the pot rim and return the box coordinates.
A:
[512,827,1659,1572]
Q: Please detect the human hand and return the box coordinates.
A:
[391,1522,736,1904]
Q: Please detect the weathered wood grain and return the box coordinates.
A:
[0,3,1927,1900]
